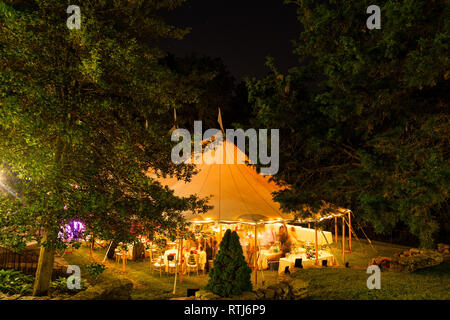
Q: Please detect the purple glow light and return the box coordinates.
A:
[58,220,85,242]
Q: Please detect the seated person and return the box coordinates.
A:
[263,224,295,264]
[187,250,196,266]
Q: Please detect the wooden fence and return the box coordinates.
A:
[0,247,66,280]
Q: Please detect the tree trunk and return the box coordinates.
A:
[32,231,56,296]
[32,125,64,296]
[107,241,118,259]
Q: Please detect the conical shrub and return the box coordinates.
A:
[205,229,252,297]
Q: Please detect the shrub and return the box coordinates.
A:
[51,276,87,293]
[205,229,252,297]
[0,269,34,295]
[391,249,443,272]
[85,262,107,279]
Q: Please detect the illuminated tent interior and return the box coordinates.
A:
[163,138,294,224]
[155,138,350,226]
[89,136,359,293]
[147,138,355,286]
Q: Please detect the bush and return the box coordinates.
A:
[0,269,34,295]
[391,249,443,272]
[85,262,107,279]
[51,276,87,293]
[205,229,252,297]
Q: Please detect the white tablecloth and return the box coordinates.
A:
[278,250,336,274]
[258,248,307,270]
[258,250,282,270]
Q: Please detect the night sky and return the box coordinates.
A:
[160,0,300,80]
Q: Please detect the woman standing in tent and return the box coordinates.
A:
[289,226,300,243]
[199,246,207,275]
[278,224,293,256]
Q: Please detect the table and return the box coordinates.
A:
[278,250,336,274]
[258,250,282,270]
[114,248,127,264]
[258,248,307,270]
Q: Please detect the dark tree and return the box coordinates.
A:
[162,53,235,130]
[247,0,449,248]
[0,0,209,295]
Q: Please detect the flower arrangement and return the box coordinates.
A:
[305,247,317,259]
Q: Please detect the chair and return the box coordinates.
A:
[186,254,199,276]
[167,253,178,274]
[153,255,166,277]
[145,249,153,271]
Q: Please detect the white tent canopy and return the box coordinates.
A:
[165,139,294,224]
[152,138,350,225]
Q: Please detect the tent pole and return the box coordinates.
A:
[348,212,352,252]
[122,247,126,273]
[254,223,257,286]
[149,247,153,271]
[342,216,345,265]
[179,237,184,283]
[334,217,337,243]
[173,234,181,295]
[314,224,319,265]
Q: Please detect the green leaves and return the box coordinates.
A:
[0,269,34,296]
[51,276,87,293]
[205,229,252,297]
[0,0,208,251]
[248,0,449,248]
[85,262,106,279]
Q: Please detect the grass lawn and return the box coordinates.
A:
[64,246,210,300]
[293,237,450,300]
[63,237,450,300]
[292,261,450,300]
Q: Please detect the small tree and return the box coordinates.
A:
[205,229,252,297]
